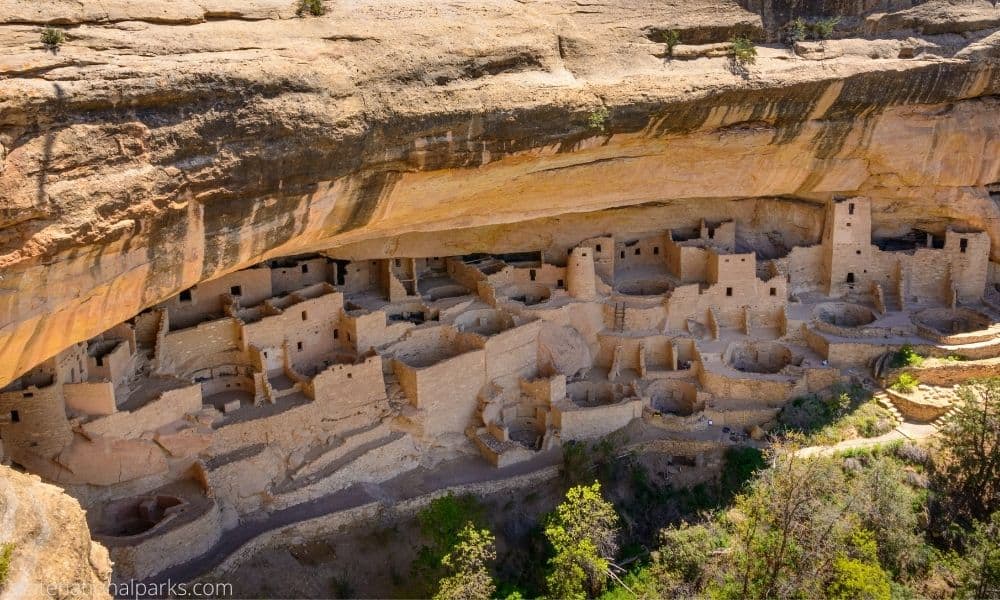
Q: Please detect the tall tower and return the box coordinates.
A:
[567,247,597,300]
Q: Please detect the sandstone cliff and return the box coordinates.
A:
[0,465,112,598]
[1,0,999,385]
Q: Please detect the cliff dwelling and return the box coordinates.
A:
[1,195,998,582]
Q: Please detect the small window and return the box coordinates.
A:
[334,329,339,339]
[70,368,75,381]
[769,287,777,296]
[581,251,587,257]
[301,263,309,273]
[596,244,602,253]
[653,247,659,255]
[529,269,537,281]
[726,287,733,297]
[347,333,351,342]
[557,279,564,288]
[960,238,968,253]
[22,392,33,398]
[394,259,401,267]
[263,351,268,358]
[620,251,625,259]
[635,248,641,256]
[856,250,861,255]
[10,410,19,423]
[301,310,308,321]
[96,356,104,367]
[297,341,303,351]
[741,258,746,262]
[230,285,242,296]
[846,222,851,227]
[567,249,573,255]
[848,202,855,215]
[708,229,715,240]
[179,289,193,302]
[347,373,352,379]
[846,272,855,284]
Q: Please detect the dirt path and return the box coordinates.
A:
[796,420,939,457]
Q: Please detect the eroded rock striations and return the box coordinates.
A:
[0,0,999,587]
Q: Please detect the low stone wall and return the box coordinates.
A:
[704,406,780,428]
[82,383,202,439]
[210,465,562,578]
[552,398,643,441]
[899,357,1000,387]
[883,389,950,422]
[108,500,222,581]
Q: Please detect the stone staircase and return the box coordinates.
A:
[872,390,904,426]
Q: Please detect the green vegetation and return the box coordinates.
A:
[660,29,681,57]
[785,17,808,44]
[891,373,920,394]
[434,524,497,600]
[729,35,757,66]
[0,543,14,590]
[943,354,966,362]
[412,493,487,595]
[587,107,610,133]
[783,16,840,45]
[40,27,65,47]
[297,0,325,16]
[426,380,1000,600]
[778,386,894,444]
[812,16,841,40]
[891,344,925,368]
[545,482,619,599]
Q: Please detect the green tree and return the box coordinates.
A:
[434,524,497,600]
[933,378,1000,523]
[412,494,486,594]
[718,447,858,599]
[545,482,620,599]
[955,511,1000,599]
[827,530,892,600]
[855,456,925,575]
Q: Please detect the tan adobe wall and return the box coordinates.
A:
[200,374,255,398]
[566,248,596,300]
[64,381,116,416]
[707,251,756,285]
[773,245,824,295]
[445,258,488,290]
[698,368,801,406]
[903,247,951,305]
[483,321,542,388]
[882,389,950,422]
[578,236,615,283]
[160,317,244,376]
[270,258,331,295]
[160,267,273,330]
[104,501,222,582]
[0,384,72,458]
[87,341,132,387]
[945,230,990,301]
[900,356,1000,387]
[703,406,781,428]
[614,234,669,271]
[55,343,89,384]
[519,375,566,405]
[82,383,202,439]
[552,398,643,440]
[207,445,287,515]
[496,264,566,288]
[413,350,486,435]
[241,292,345,374]
[312,355,385,412]
[595,334,675,371]
[344,310,414,352]
[133,310,161,347]
[340,260,375,294]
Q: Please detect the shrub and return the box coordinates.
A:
[587,107,610,132]
[298,0,325,16]
[891,373,919,394]
[40,27,65,47]
[545,482,620,599]
[784,18,807,45]
[0,543,14,590]
[810,16,841,40]
[729,35,757,65]
[660,29,681,57]
[891,345,924,368]
[434,525,497,600]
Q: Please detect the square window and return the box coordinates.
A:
[856,250,861,255]
[179,289,193,302]
[301,264,309,273]
[847,273,855,284]
[557,279,564,288]
[726,287,733,297]
[230,285,242,296]
[770,287,777,296]
[635,248,641,256]
[394,259,401,267]
[846,222,851,227]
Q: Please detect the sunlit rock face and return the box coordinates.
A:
[1,0,999,386]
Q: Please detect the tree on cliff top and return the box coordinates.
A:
[545,482,620,599]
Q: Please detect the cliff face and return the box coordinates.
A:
[0,465,112,598]
[1,0,999,386]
